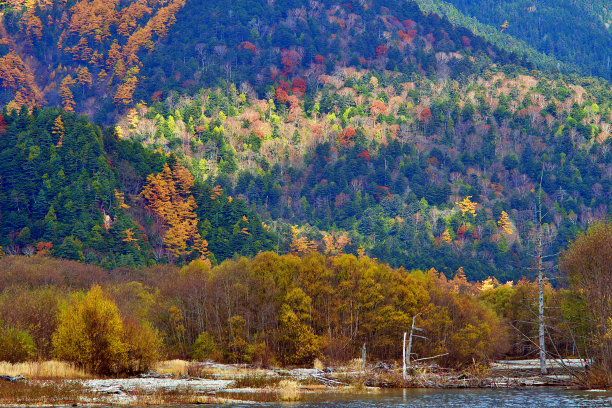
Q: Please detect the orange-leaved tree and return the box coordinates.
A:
[141,162,208,260]
[59,75,76,112]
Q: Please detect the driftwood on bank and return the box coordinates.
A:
[310,374,348,386]
[0,375,25,382]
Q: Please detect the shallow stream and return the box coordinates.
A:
[220,388,612,407]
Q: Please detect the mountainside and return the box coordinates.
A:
[0,107,275,267]
[120,67,611,281]
[416,0,612,80]
[0,0,610,281]
[1,0,527,119]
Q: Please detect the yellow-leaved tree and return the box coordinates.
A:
[276,288,320,366]
[53,285,127,375]
[59,75,76,112]
[51,115,64,148]
[441,229,452,244]
[498,211,513,235]
[455,196,478,217]
[52,285,162,375]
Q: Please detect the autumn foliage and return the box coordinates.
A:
[0,0,186,111]
[141,162,208,259]
[456,196,478,217]
[0,51,45,109]
[291,78,307,96]
[375,45,388,57]
[338,126,356,146]
[357,150,371,162]
[238,41,257,53]
[0,253,520,368]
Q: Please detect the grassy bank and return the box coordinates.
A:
[0,361,90,380]
[0,359,580,405]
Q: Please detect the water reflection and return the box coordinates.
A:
[223,388,612,408]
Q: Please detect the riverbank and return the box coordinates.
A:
[0,360,585,405]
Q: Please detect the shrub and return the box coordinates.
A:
[0,324,37,362]
[52,285,127,375]
[276,380,300,401]
[123,318,163,374]
[191,331,216,361]
[276,304,320,366]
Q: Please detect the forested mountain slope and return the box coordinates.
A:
[1,0,543,119]
[0,107,275,267]
[0,0,610,281]
[121,67,612,281]
[416,0,612,80]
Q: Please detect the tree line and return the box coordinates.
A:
[0,218,609,386]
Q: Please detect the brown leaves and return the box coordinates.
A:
[238,41,257,54]
[338,127,356,147]
[291,78,306,96]
[59,75,76,112]
[36,0,188,110]
[370,99,387,117]
[419,107,433,122]
[289,226,318,256]
[77,66,92,87]
[113,75,138,105]
[323,232,351,256]
[375,45,388,57]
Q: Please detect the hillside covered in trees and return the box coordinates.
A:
[417,0,612,80]
[0,0,610,283]
[0,107,275,267]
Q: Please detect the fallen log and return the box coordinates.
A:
[0,375,25,382]
[310,374,347,386]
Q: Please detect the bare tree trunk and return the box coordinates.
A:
[402,332,407,379]
[362,343,366,372]
[537,167,548,375]
[407,313,422,370]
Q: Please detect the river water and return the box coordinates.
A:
[219,388,612,408]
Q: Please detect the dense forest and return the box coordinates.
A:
[0,218,608,380]
[124,68,611,281]
[0,107,275,267]
[420,0,612,80]
[0,0,609,281]
[0,251,588,371]
[0,0,611,379]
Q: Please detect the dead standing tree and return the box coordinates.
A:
[403,313,425,379]
[536,167,547,375]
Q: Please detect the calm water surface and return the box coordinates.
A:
[217,388,612,408]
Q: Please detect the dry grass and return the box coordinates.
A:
[0,361,90,379]
[276,379,300,401]
[154,359,190,376]
[232,374,281,388]
[313,358,324,370]
[0,380,90,404]
[186,362,272,379]
[348,358,366,371]
[217,390,279,403]
[131,386,196,405]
